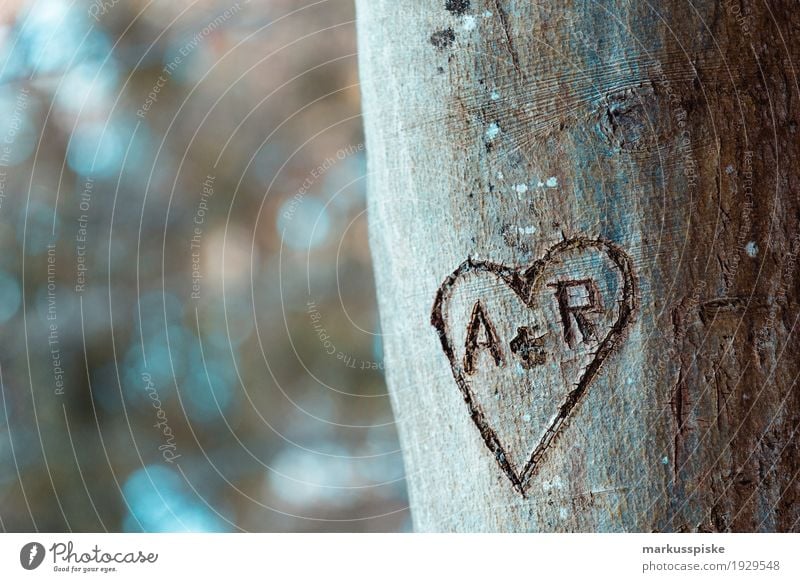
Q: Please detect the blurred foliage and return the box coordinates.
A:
[0,0,408,532]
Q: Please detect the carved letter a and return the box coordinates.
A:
[464,301,504,374]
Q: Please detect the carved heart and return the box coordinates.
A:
[431,238,636,494]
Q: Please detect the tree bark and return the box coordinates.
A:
[357,0,800,531]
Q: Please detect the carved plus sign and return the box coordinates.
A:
[509,325,547,369]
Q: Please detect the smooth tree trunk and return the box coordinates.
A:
[357,0,800,531]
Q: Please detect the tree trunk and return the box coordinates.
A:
[356,0,800,532]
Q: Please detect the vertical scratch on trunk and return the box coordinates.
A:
[491,0,522,75]
[670,305,688,482]
[671,371,687,482]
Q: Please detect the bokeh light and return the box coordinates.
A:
[0,0,407,533]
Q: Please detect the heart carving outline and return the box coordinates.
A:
[430,237,637,494]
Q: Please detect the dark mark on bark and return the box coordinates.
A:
[430,28,456,50]
[596,86,656,152]
[445,0,470,15]
[500,223,530,252]
[430,237,638,494]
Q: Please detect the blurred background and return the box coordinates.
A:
[0,0,409,531]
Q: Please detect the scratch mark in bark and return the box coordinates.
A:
[669,304,689,482]
[671,370,688,481]
[490,0,522,75]
[580,486,631,499]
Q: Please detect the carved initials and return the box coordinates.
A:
[464,279,605,375]
[464,301,504,374]
[548,279,603,348]
[431,237,638,492]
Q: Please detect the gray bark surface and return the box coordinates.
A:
[357,0,800,531]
